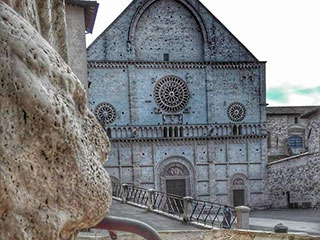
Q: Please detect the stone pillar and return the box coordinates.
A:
[183,196,193,222]
[235,206,250,229]
[146,189,155,211]
[132,143,141,186]
[122,184,128,203]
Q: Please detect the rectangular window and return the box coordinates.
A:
[294,117,299,124]
[288,135,303,148]
[164,53,169,61]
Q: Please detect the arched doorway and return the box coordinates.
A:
[230,173,248,207]
[155,156,196,197]
[164,163,188,197]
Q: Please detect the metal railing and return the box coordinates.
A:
[126,185,149,206]
[189,199,237,228]
[152,191,184,218]
[112,183,237,229]
[95,216,162,240]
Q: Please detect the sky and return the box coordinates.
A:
[86,0,320,107]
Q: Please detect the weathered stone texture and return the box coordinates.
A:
[87,0,257,62]
[2,0,68,61]
[0,2,111,239]
[267,152,320,208]
[306,111,320,153]
[267,111,310,161]
[267,108,320,208]
[78,229,320,240]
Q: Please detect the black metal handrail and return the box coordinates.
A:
[152,190,184,218]
[126,185,149,206]
[95,216,162,240]
[189,199,236,228]
[111,183,237,229]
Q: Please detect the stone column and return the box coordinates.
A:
[146,189,155,211]
[235,206,250,229]
[183,196,193,222]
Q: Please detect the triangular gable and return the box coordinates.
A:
[87,0,259,62]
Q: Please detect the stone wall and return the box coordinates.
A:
[267,109,320,208]
[267,152,320,208]
[106,138,267,207]
[305,111,320,154]
[88,63,265,126]
[87,0,258,62]
[267,112,309,161]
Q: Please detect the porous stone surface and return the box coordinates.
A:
[78,229,320,240]
[2,0,68,61]
[0,2,111,240]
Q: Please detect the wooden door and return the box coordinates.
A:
[233,189,245,206]
[166,179,186,197]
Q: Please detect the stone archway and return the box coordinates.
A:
[230,173,248,207]
[155,156,196,197]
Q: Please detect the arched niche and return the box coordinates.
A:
[229,173,248,207]
[155,156,196,197]
[129,0,207,62]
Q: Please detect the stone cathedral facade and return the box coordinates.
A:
[87,0,267,207]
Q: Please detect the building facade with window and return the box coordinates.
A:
[267,107,320,208]
[266,106,319,162]
[87,0,267,207]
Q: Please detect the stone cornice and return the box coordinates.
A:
[88,61,263,70]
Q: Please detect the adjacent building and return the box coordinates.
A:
[267,106,320,208]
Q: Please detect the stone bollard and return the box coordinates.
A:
[183,196,193,223]
[122,184,129,203]
[274,223,288,233]
[146,189,155,211]
[235,206,250,229]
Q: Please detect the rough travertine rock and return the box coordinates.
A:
[1,0,68,61]
[78,230,320,240]
[0,2,111,240]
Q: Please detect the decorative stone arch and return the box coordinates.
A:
[155,156,196,197]
[229,173,248,207]
[128,0,208,45]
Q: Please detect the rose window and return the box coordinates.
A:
[227,102,246,122]
[153,75,189,113]
[94,103,116,125]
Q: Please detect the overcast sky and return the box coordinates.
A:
[86,0,320,107]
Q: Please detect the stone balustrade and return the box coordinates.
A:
[105,123,266,140]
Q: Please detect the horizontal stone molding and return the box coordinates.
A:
[88,61,263,70]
